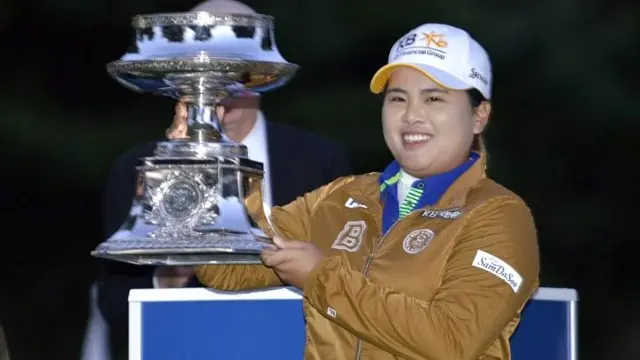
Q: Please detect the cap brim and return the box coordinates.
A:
[369,63,472,94]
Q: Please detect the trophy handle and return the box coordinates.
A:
[261,178,280,239]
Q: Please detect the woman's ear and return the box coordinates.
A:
[473,101,491,134]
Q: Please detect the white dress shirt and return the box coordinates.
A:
[240,111,272,208]
[80,283,111,360]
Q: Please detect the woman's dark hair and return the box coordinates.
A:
[467,88,487,152]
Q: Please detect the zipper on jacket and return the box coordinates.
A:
[352,208,425,360]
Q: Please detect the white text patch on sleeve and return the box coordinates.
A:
[472,250,523,293]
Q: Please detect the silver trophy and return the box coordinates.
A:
[91,12,298,266]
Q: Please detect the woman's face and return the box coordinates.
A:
[382,67,490,178]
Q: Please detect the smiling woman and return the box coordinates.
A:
[184,22,540,360]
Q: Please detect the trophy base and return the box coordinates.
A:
[92,249,262,266]
[92,232,272,266]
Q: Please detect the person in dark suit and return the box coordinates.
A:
[93,70,351,360]
[95,104,351,358]
[84,2,352,358]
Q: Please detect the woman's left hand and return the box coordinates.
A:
[260,237,325,289]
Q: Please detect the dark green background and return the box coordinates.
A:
[0,0,637,359]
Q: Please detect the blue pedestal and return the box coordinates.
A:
[510,288,578,360]
[129,287,577,360]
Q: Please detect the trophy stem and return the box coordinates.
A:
[183,92,228,143]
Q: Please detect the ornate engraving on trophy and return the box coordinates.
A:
[143,169,215,238]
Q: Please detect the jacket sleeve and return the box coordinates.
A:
[195,179,348,291]
[303,198,540,360]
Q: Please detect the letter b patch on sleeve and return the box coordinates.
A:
[472,250,523,293]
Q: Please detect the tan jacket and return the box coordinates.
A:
[197,153,540,360]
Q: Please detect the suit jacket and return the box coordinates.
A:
[95,121,352,359]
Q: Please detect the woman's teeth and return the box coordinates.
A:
[403,134,431,143]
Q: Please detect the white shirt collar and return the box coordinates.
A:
[239,111,267,146]
[399,169,419,189]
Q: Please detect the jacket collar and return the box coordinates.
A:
[436,150,487,208]
[378,150,487,208]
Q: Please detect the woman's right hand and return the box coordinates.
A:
[165,101,226,140]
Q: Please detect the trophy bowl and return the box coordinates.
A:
[91,11,299,266]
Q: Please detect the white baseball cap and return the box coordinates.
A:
[370,23,492,100]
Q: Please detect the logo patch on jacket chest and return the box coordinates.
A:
[421,207,462,220]
[402,229,435,254]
